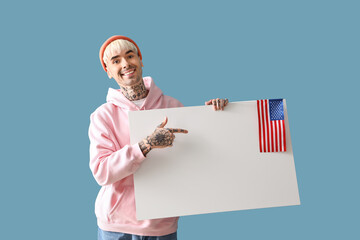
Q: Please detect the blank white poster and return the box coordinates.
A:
[129,100,300,220]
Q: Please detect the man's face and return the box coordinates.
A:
[106,48,143,87]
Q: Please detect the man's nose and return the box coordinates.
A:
[120,58,130,68]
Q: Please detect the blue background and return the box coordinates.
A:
[1,0,359,239]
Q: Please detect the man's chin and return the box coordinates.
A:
[119,79,142,88]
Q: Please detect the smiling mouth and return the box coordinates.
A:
[120,69,135,77]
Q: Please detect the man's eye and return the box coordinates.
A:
[128,55,133,59]
[113,60,119,64]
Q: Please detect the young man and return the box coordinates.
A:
[89,35,229,240]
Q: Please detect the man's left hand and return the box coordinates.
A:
[205,98,229,111]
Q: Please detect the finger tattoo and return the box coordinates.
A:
[168,128,186,133]
[220,99,224,109]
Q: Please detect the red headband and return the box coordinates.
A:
[99,35,142,72]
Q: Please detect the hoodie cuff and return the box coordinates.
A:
[130,143,147,174]
[133,142,147,162]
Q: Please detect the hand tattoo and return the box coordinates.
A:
[146,128,175,147]
[139,117,187,157]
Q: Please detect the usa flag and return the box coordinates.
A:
[257,99,286,153]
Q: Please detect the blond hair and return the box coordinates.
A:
[103,39,139,66]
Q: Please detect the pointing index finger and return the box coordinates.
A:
[166,128,188,134]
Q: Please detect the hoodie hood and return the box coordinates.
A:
[106,76,163,111]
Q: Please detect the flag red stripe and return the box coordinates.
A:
[282,120,286,152]
[279,120,283,151]
[257,100,262,152]
[274,119,278,152]
[265,100,270,152]
[261,100,266,152]
[271,121,275,152]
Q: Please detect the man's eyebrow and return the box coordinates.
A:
[110,50,134,61]
[110,55,120,61]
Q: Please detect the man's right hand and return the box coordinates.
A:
[139,117,188,156]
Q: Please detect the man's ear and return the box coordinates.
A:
[141,60,144,67]
[106,68,113,79]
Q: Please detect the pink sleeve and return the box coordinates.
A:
[88,111,146,186]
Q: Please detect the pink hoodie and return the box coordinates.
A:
[88,77,183,236]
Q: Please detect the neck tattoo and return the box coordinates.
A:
[121,80,149,101]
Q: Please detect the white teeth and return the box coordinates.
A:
[123,70,134,76]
